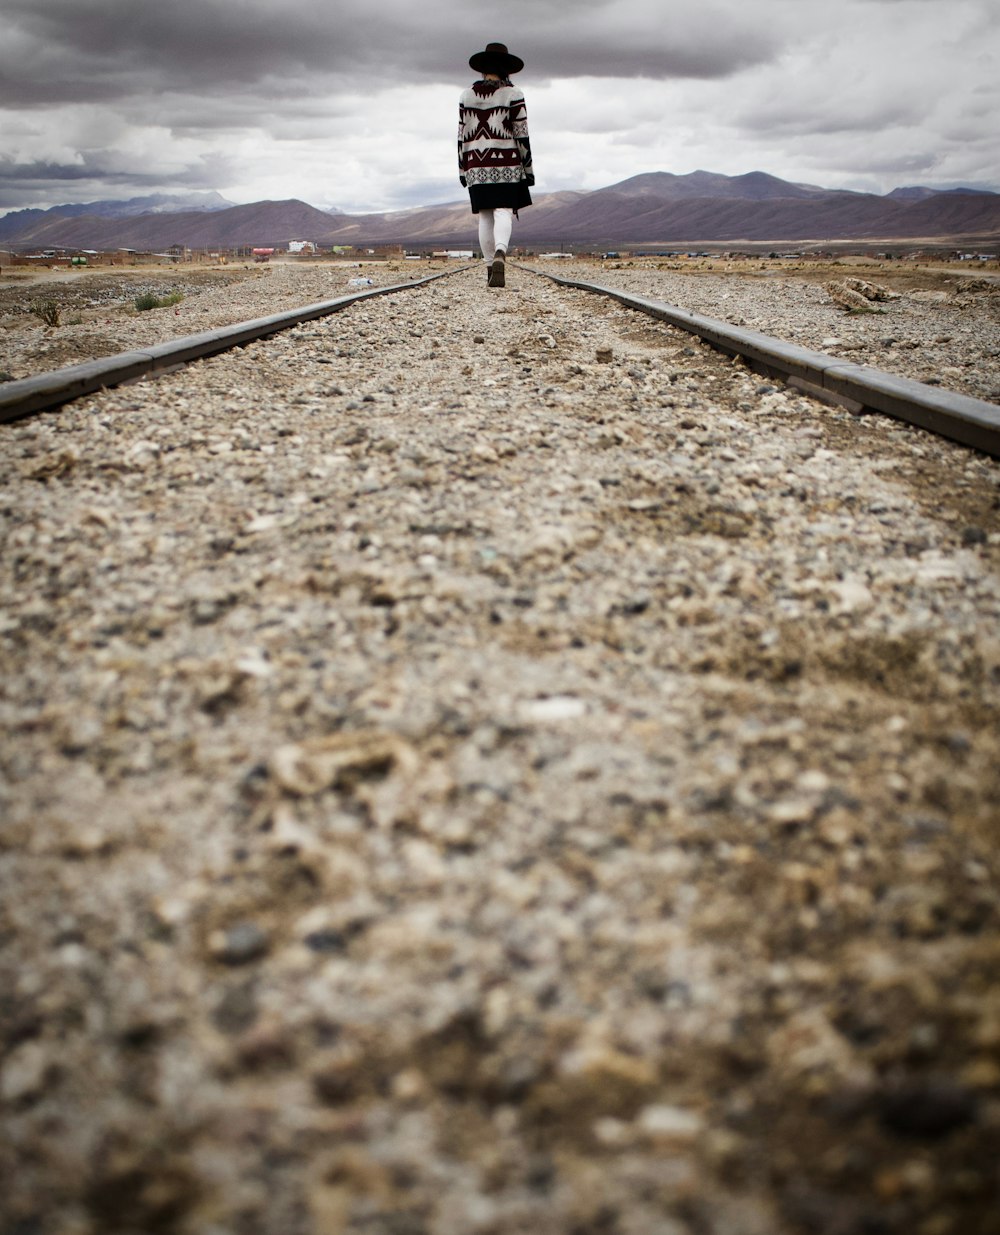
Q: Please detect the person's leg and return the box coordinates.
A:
[478,210,496,264]
[492,208,513,254]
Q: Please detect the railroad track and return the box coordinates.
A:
[2,261,999,1234]
[531,267,1000,458]
[0,266,469,425]
[3,262,1000,460]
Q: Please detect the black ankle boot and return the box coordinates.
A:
[488,250,506,287]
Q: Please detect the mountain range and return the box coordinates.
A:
[2,171,998,251]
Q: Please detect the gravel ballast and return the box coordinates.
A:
[1,261,999,1235]
[571,258,1000,406]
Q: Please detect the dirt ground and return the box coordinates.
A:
[2,260,999,1235]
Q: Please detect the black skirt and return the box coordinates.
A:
[469,180,533,213]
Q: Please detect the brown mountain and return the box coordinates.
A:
[0,199,341,251]
[522,176,1000,244]
[3,172,998,250]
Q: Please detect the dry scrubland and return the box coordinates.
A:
[1,258,1000,1235]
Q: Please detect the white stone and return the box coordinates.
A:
[637,1105,705,1141]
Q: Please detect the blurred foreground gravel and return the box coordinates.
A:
[2,262,999,1235]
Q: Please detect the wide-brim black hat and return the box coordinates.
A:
[469,42,524,76]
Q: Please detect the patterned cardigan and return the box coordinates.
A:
[458,79,534,210]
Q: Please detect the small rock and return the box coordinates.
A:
[877,1079,977,1139]
[313,1049,365,1104]
[235,1025,294,1069]
[304,929,349,954]
[832,577,875,615]
[767,799,817,827]
[270,729,417,796]
[1,1041,53,1103]
[637,1104,705,1142]
[961,525,987,546]
[960,1059,1000,1090]
[212,981,259,1033]
[209,921,270,965]
[518,696,587,723]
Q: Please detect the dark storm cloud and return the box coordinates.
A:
[0,151,234,210]
[2,0,996,212]
[0,0,776,111]
[0,0,346,106]
[0,163,153,210]
[0,159,99,183]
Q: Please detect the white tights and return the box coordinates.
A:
[478,208,513,262]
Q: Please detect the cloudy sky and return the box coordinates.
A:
[1,0,997,216]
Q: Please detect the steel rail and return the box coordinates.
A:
[526,266,1000,459]
[0,267,469,424]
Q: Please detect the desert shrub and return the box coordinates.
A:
[31,299,61,327]
[134,291,184,312]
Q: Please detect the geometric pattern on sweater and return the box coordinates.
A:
[458,78,533,188]
[464,165,526,186]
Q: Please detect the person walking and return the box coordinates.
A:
[458,42,534,288]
